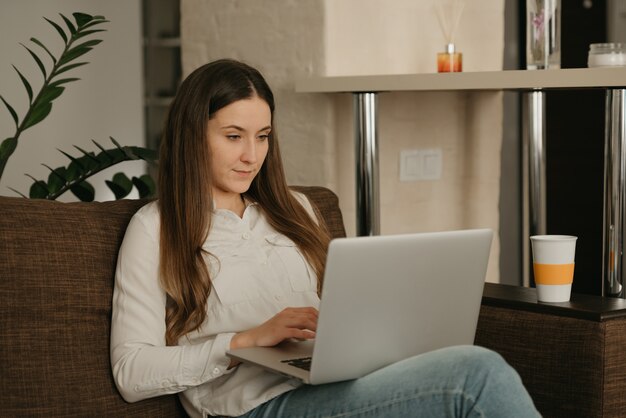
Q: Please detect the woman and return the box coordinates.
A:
[110,59,539,418]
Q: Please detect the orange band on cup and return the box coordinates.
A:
[533,263,575,285]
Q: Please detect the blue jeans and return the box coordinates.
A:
[238,346,540,418]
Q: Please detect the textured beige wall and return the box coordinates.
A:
[181,0,505,282]
[324,0,504,74]
[180,0,336,189]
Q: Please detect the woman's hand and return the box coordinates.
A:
[230,307,318,352]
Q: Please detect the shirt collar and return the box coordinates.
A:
[211,195,258,213]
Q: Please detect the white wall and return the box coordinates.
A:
[0,0,144,201]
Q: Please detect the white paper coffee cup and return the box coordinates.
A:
[530,235,577,302]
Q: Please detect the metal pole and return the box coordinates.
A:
[522,91,547,286]
[603,89,626,298]
[353,92,380,236]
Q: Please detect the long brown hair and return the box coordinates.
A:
[158,59,330,345]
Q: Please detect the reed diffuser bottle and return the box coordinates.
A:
[436,0,466,73]
[438,43,462,72]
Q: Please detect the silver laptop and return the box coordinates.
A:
[227,228,493,385]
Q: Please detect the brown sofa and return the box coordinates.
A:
[2,186,626,417]
[0,187,344,417]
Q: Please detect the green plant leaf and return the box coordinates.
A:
[57,45,94,67]
[22,101,52,130]
[66,158,85,179]
[106,172,133,199]
[0,137,18,179]
[0,137,18,160]
[48,77,81,88]
[73,149,100,174]
[38,86,65,105]
[74,29,106,40]
[113,172,133,189]
[44,164,67,194]
[96,148,121,164]
[79,19,110,31]
[121,146,139,159]
[74,145,100,164]
[44,17,68,43]
[12,65,33,103]
[7,187,27,198]
[20,43,47,78]
[30,37,57,64]
[59,149,85,170]
[54,62,88,77]
[72,12,93,27]
[0,96,19,128]
[109,137,123,149]
[28,176,49,199]
[91,140,115,160]
[70,180,95,202]
[27,136,154,201]
[132,147,159,162]
[109,138,144,161]
[132,175,156,198]
[72,39,102,50]
[105,181,128,200]
[59,13,76,35]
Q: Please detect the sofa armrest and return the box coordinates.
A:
[476,283,626,418]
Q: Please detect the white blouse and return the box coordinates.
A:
[110,192,320,417]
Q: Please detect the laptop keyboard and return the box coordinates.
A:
[281,356,312,371]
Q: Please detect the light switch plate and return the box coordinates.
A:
[399,148,442,181]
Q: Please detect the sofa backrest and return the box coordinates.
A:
[0,186,345,417]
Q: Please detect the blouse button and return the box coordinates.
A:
[212,367,221,376]
[242,232,251,240]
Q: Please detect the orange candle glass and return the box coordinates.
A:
[437,43,462,73]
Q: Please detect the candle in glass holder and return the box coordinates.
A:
[588,43,626,67]
[437,43,462,73]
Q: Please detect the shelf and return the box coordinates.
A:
[297,65,626,292]
[142,0,181,159]
[295,67,626,93]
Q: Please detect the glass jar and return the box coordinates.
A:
[588,43,626,68]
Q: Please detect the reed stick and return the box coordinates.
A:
[435,0,467,45]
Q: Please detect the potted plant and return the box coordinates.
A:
[0,12,157,201]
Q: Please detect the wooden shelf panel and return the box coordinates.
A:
[296,68,626,93]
